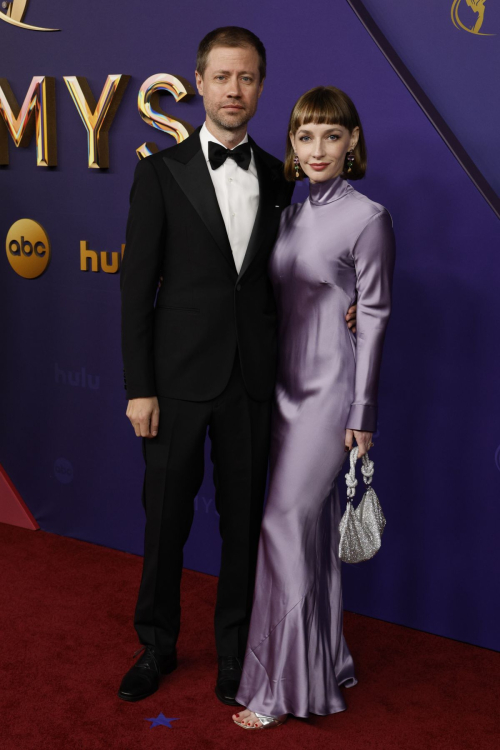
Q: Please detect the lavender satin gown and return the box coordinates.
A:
[236,175,395,718]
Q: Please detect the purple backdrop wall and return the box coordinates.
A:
[359,0,500,196]
[1,1,499,651]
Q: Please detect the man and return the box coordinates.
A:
[119,26,356,706]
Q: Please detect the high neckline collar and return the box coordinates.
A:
[309,174,350,205]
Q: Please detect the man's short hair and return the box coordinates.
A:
[196,26,267,81]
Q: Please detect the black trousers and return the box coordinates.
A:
[134,356,271,658]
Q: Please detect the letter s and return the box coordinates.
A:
[136,73,195,159]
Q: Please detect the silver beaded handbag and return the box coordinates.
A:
[339,446,386,563]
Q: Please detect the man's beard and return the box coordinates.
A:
[207,103,254,131]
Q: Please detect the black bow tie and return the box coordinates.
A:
[208,140,251,171]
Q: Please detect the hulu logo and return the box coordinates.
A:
[54,363,100,390]
[80,241,125,273]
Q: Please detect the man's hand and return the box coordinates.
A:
[345,303,357,333]
[345,428,373,458]
[126,397,160,438]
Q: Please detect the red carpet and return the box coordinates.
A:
[1,523,498,750]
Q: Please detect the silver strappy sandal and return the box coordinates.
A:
[234,712,288,729]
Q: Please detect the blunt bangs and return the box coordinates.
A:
[292,90,354,133]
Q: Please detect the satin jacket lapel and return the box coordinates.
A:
[163,136,236,273]
[237,148,276,282]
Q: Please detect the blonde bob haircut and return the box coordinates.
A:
[284,86,367,182]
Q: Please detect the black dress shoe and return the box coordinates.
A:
[118,646,177,702]
[215,656,243,706]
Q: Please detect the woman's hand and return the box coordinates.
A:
[345,303,357,333]
[345,429,373,458]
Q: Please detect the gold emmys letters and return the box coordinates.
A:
[0,76,57,166]
[0,73,195,168]
[136,73,195,159]
[64,75,131,169]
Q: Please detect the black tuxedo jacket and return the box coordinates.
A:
[120,127,295,402]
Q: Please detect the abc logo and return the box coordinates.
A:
[54,458,74,484]
[6,218,51,278]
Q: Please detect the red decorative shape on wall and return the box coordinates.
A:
[0,464,39,530]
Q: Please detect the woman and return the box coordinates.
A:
[232,86,395,729]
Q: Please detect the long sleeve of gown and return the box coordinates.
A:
[346,209,395,432]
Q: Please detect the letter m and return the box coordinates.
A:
[0,76,57,166]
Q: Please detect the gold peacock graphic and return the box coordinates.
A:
[451,0,494,35]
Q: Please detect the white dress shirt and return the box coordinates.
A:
[200,122,260,274]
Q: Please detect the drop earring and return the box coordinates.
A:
[346,150,355,174]
[294,154,300,179]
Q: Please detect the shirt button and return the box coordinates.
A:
[229,177,233,182]
[232,213,236,217]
